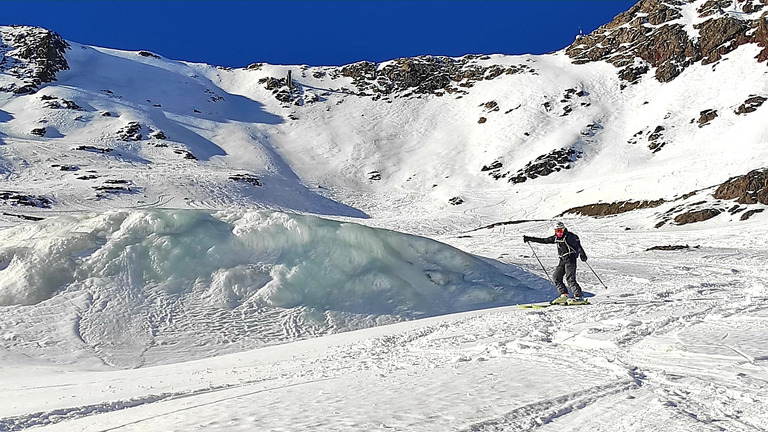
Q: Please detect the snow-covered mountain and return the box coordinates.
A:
[1,0,767,228]
[2,2,768,430]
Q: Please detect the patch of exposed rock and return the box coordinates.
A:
[674,208,722,225]
[646,244,698,251]
[229,174,262,186]
[697,109,718,127]
[566,0,768,84]
[0,26,70,94]
[508,148,583,184]
[40,95,82,110]
[116,122,143,141]
[713,167,768,204]
[561,199,666,217]
[337,55,537,97]
[0,190,52,208]
[735,95,767,114]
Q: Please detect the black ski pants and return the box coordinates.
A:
[553,258,582,297]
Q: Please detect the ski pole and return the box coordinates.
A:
[527,242,555,286]
[584,260,608,290]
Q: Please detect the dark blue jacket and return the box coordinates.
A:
[527,231,587,261]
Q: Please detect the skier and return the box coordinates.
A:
[523,222,589,305]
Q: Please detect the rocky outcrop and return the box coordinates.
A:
[648,125,667,152]
[713,168,768,204]
[561,199,666,217]
[697,109,718,127]
[566,0,768,84]
[336,55,537,97]
[0,190,52,208]
[40,94,82,110]
[735,95,767,114]
[229,174,262,186]
[509,148,583,184]
[0,26,70,94]
[116,122,143,141]
[674,208,722,225]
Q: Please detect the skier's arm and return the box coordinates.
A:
[573,234,588,261]
[523,235,556,244]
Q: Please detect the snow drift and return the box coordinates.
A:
[0,209,538,367]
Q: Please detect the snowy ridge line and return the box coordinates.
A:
[460,379,638,432]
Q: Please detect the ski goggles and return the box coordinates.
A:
[554,229,565,235]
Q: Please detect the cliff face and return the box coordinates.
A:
[566,0,768,83]
[0,26,70,94]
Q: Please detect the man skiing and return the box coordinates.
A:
[523,222,589,305]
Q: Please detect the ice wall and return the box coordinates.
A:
[0,209,540,366]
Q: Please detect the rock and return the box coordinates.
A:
[229,174,262,186]
[478,117,487,124]
[149,130,167,140]
[75,145,113,154]
[481,101,499,112]
[674,208,721,225]
[368,171,381,181]
[2,212,44,221]
[0,190,52,208]
[565,0,768,83]
[0,26,70,93]
[173,149,197,160]
[449,196,464,205]
[138,51,160,59]
[562,199,666,217]
[646,245,695,251]
[30,127,46,137]
[93,185,132,196]
[647,125,667,152]
[713,168,768,204]
[333,56,535,97]
[740,208,765,220]
[481,161,503,172]
[509,148,583,184]
[698,109,718,127]
[735,95,766,114]
[117,122,143,141]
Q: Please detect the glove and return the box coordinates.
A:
[580,253,588,262]
[523,235,532,243]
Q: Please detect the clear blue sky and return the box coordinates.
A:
[1,1,636,67]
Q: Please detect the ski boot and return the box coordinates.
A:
[567,296,590,306]
[550,294,569,305]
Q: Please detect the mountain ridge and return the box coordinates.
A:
[1,0,767,231]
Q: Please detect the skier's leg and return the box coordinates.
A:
[552,262,568,295]
[565,260,583,298]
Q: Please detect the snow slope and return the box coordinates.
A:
[2,218,768,431]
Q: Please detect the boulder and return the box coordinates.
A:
[735,95,766,114]
[698,109,718,127]
[674,208,721,225]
